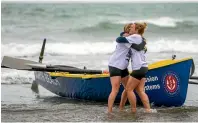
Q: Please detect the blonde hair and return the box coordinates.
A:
[134,22,147,36]
[123,23,133,33]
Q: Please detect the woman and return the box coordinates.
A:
[116,22,151,113]
[119,25,147,111]
[108,23,146,113]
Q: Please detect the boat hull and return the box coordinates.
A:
[35,58,193,106]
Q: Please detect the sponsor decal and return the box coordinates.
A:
[146,76,159,83]
[162,71,180,96]
[145,76,160,91]
[145,84,160,91]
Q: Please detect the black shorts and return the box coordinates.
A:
[108,66,129,78]
[130,67,148,80]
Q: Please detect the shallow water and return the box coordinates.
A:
[1,84,198,122]
[1,2,198,122]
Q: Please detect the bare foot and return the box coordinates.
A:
[108,110,112,114]
[145,109,157,113]
[145,109,151,113]
[131,108,136,113]
[119,106,124,112]
[108,106,113,114]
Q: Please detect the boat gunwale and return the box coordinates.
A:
[48,57,193,79]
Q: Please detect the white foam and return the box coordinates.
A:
[1,39,198,57]
[1,70,35,84]
[148,38,198,53]
[145,17,183,27]
[1,43,41,57]
[118,16,184,27]
[1,42,116,56]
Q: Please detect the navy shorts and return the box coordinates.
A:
[130,67,148,80]
[108,66,129,78]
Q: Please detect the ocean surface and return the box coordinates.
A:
[1,2,198,122]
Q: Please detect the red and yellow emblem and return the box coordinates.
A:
[163,71,180,96]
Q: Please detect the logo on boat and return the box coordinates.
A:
[162,71,180,96]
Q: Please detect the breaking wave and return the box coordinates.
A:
[2,39,198,57]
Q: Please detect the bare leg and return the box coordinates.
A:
[108,76,121,113]
[119,76,129,111]
[135,78,151,112]
[126,76,140,113]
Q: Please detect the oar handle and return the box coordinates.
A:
[189,81,198,85]
[190,76,198,80]
[39,38,46,63]
[32,67,103,74]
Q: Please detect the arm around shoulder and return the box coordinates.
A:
[116,37,129,43]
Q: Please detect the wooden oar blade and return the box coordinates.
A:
[1,56,38,70]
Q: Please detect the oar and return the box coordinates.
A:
[188,59,198,82]
[189,81,198,85]
[1,56,103,73]
[190,76,198,80]
[2,56,39,70]
[31,38,46,94]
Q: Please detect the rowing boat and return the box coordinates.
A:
[34,57,194,106]
[2,39,197,107]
